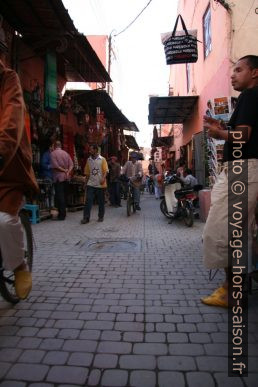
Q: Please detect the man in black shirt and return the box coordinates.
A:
[201,55,258,307]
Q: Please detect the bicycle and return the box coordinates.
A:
[126,180,137,216]
[0,209,33,304]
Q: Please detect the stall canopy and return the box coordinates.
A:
[0,0,111,82]
[125,135,140,150]
[152,136,173,147]
[148,96,198,124]
[68,90,139,132]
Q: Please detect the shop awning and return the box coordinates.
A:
[148,96,199,124]
[125,135,140,150]
[0,0,111,82]
[68,90,139,131]
[152,136,174,147]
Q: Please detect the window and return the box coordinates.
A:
[186,63,191,93]
[203,5,212,58]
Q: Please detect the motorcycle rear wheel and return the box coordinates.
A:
[183,204,194,227]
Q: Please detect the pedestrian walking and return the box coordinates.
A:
[108,156,121,207]
[40,142,55,208]
[51,140,73,220]
[202,55,258,308]
[0,29,38,299]
[81,145,108,223]
[154,172,163,199]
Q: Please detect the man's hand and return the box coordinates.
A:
[203,115,226,140]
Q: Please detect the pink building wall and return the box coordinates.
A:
[86,35,108,91]
[169,0,232,158]
[86,35,108,68]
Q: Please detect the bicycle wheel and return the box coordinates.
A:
[126,196,131,216]
[0,211,33,303]
[183,203,194,227]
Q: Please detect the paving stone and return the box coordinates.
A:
[203,314,224,323]
[27,384,54,387]
[0,382,26,387]
[116,313,135,322]
[40,339,64,350]
[204,343,228,356]
[165,314,184,323]
[123,332,144,342]
[85,321,114,330]
[79,330,101,340]
[130,370,156,387]
[93,354,118,368]
[213,372,245,386]
[19,350,46,363]
[54,320,84,329]
[145,333,166,342]
[189,333,211,343]
[6,364,49,381]
[114,322,144,332]
[57,329,80,339]
[87,369,101,386]
[0,363,11,379]
[37,329,58,338]
[184,314,203,323]
[17,338,42,349]
[101,370,128,387]
[169,343,204,356]
[158,356,196,371]
[133,343,168,355]
[196,356,228,372]
[68,352,93,366]
[43,351,69,365]
[63,340,97,352]
[0,348,22,362]
[46,366,88,384]
[186,372,215,387]
[101,330,122,341]
[0,326,19,336]
[120,355,156,370]
[177,324,197,333]
[167,333,189,343]
[158,372,185,387]
[197,323,218,332]
[97,341,132,354]
[156,323,176,332]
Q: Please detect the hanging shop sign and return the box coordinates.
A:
[44,52,57,111]
[162,15,198,65]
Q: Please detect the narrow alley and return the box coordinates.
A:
[0,194,257,387]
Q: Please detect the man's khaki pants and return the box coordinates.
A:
[203,159,258,272]
[0,211,24,271]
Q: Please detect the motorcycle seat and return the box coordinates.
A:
[175,188,194,199]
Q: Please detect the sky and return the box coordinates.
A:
[62,0,178,147]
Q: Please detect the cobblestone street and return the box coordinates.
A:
[0,194,257,387]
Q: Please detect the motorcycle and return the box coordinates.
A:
[160,174,202,227]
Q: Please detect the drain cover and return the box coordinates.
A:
[81,239,141,253]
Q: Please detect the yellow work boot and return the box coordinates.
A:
[201,286,228,308]
[14,271,32,300]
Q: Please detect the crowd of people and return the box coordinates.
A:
[40,142,199,224]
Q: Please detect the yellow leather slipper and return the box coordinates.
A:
[14,271,32,300]
[201,287,228,308]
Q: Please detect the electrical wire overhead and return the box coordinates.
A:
[115,0,153,37]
